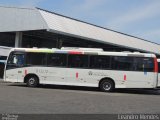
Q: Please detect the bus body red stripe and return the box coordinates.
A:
[25,69,28,76]
[154,58,158,73]
[124,75,127,81]
[76,72,79,79]
[69,51,83,55]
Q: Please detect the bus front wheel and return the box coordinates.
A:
[26,76,39,87]
[100,80,114,92]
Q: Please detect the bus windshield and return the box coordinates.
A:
[7,52,25,69]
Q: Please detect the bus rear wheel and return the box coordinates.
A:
[26,76,39,87]
[100,80,114,92]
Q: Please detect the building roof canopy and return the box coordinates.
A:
[0,6,159,55]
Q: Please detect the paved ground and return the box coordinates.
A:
[0,80,160,114]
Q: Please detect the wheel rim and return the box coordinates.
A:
[29,78,36,86]
[103,82,111,91]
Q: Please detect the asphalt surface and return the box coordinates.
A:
[0,79,160,114]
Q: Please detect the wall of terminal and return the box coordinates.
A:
[0,30,159,57]
[22,30,136,52]
[0,32,15,47]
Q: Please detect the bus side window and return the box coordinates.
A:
[47,54,67,67]
[26,53,47,66]
[143,58,154,72]
[90,55,111,69]
[111,57,133,71]
[134,58,154,72]
[68,55,88,68]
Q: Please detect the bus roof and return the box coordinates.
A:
[10,48,156,58]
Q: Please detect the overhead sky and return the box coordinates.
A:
[0,0,160,44]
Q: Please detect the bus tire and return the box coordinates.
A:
[26,76,39,87]
[100,79,114,92]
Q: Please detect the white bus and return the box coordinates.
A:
[4,48,158,92]
[158,59,160,86]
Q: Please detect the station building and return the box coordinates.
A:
[0,6,160,58]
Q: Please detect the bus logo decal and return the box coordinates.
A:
[88,71,93,76]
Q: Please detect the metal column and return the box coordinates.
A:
[15,32,22,48]
[56,38,63,49]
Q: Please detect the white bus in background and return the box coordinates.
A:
[158,59,160,86]
[4,48,158,92]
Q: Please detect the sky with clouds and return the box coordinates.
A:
[0,0,160,44]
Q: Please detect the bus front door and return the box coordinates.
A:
[5,52,25,82]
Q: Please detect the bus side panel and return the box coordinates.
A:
[39,67,67,85]
[20,67,67,85]
[65,68,99,87]
[22,68,158,89]
[5,69,19,82]
[65,69,127,88]
[5,67,29,83]
[125,72,157,88]
[5,67,158,89]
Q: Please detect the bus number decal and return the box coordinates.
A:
[36,69,49,74]
[88,71,108,76]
